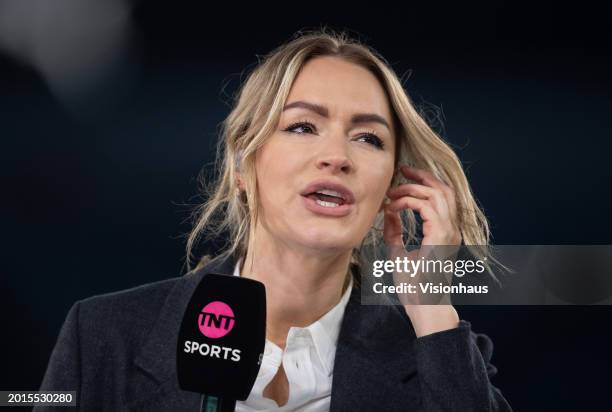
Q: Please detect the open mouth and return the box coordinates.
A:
[300,180,355,217]
[304,189,347,208]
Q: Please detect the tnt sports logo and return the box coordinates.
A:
[198,301,235,339]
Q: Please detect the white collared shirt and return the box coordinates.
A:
[233,259,353,412]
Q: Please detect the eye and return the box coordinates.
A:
[283,121,317,134]
[356,133,385,150]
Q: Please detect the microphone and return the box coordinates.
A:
[177,273,266,412]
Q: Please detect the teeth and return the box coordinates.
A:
[316,189,343,199]
[316,199,339,208]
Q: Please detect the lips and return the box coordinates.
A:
[300,180,355,217]
[300,180,355,205]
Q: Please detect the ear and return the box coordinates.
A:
[235,150,246,190]
[236,172,246,191]
[379,197,387,213]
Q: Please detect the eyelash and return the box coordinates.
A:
[283,121,385,149]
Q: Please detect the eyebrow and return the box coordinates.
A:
[283,100,391,130]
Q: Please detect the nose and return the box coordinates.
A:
[316,154,353,174]
[315,140,354,174]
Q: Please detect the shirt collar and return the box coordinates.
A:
[232,257,353,376]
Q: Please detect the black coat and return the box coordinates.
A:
[37,251,512,411]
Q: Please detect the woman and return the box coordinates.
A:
[39,30,512,411]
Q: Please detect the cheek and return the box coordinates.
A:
[255,141,303,209]
[359,157,395,206]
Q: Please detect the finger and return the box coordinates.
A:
[400,165,455,202]
[399,165,446,189]
[387,183,450,218]
[383,205,404,247]
[387,196,438,223]
[399,165,457,221]
[387,183,432,199]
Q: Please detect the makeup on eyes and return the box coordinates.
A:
[282,120,386,149]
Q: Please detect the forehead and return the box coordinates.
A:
[286,56,393,120]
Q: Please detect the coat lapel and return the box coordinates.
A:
[128,252,236,410]
[128,252,419,411]
[330,284,419,411]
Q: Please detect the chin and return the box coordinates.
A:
[294,227,355,253]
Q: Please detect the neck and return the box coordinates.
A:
[240,224,352,349]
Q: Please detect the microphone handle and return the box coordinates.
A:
[219,397,236,412]
[201,395,236,412]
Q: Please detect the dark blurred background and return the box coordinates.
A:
[1,0,611,410]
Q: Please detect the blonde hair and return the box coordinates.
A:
[186,29,494,280]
